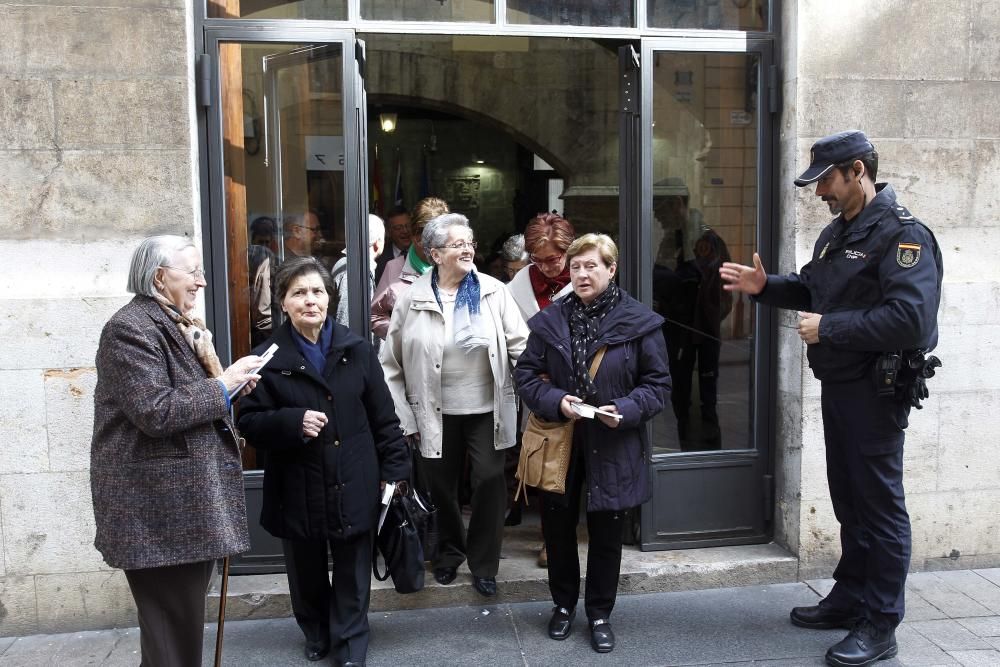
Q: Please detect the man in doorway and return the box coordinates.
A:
[376,205,411,285]
[283,210,323,259]
[720,130,943,667]
[332,214,385,345]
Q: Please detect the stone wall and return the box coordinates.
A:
[778,0,1000,579]
[0,0,197,636]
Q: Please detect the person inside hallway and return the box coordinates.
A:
[370,197,450,340]
[720,130,943,667]
[515,233,670,654]
[90,235,262,667]
[283,210,324,260]
[505,212,576,567]
[658,226,732,450]
[500,233,529,283]
[380,213,528,598]
[375,205,411,285]
[238,256,410,665]
[332,213,385,333]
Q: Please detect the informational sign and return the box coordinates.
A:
[305,135,344,171]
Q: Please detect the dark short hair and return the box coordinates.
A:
[836,150,879,182]
[273,256,333,304]
[386,205,409,220]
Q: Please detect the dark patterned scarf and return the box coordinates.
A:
[567,281,620,400]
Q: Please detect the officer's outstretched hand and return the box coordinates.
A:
[720,253,767,295]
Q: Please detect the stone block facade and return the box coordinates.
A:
[780,0,1000,579]
[0,0,193,637]
[0,0,997,636]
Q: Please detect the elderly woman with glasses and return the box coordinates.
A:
[90,235,263,666]
[381,213,528,597]
[507,213,576,323]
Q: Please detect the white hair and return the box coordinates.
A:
[423,213,471,250]
[501,234,528,262]
[127,235,196,297]
[368,213,385,244]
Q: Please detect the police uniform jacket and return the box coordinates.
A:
[514,289,671,512]
[237,318,410,542]
[90,296,250,570]
[757,183,943,383]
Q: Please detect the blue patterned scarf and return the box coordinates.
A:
[432,268,489,351]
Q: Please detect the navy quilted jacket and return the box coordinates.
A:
[514,289,671,511]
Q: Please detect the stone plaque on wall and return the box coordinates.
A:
[446,176,481,211]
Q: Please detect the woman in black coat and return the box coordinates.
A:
[238,256,410,666]
[514,234,671,654]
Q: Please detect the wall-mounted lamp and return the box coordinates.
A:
[379,113,398,133]
[472,154,485,164]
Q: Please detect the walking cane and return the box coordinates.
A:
[214,556,231,667]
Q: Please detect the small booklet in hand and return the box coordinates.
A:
[228,343,278,401]
[570,402,622,421]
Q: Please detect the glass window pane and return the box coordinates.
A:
[647,0,768,31]
[362,0,494,22]
[648,52,759,454]
[218,41,348,470]
[208,0,347,20]
[362,34,620,260]
[507,1,634,27]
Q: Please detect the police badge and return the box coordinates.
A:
[896,242,921,268]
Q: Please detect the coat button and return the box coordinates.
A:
[435,364,440,369]
[334,440,340,447]
[335,484,341,490]
[327,395,333,401]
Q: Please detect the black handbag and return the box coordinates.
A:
[373,485,436,594]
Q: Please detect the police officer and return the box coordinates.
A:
[719,130,943,667]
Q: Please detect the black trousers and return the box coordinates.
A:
[821,379,911,629]
[542,445,626,621]
[282,530,373,665]
[418,412,506,577]
[124,559,216,667]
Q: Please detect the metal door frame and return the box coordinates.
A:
[633,36,778,550]
[201,25,369,362]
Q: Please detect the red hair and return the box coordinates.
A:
[523,213,575,255]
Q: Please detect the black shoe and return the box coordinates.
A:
[433,566,457,585]
[304,642,330,661]
[590,619,615,653]
[791,602,859,629]
[547,606,575,640]
[504,503,523,527]
[472,575,497,597]
[825,618,897,666]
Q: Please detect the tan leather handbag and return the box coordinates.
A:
[515,346,607,500]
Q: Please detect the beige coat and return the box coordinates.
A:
[380,271,528,458]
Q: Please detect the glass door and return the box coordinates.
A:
[637,39,777,550]
[203,26,368,572]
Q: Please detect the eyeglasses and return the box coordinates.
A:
[530,252,565,267]
[162,265,206,279]
[292,223,320,233]
[437,241,478,250]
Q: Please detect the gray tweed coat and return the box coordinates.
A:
[90,296,250,570]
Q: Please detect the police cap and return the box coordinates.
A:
[794,130,875,187]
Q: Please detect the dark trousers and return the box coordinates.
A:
[821,379,911,629]
[418,412,506,577]
[124,559,215,667]
[282,530,373,665]
[669,339,721,449]
[542,446,626,621]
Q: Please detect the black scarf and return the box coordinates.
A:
[568,282,620,400]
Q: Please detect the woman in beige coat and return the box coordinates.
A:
[380,213,528,598]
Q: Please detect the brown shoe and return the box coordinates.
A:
[537,545,548,568]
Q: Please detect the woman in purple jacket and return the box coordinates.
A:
[514,233,671,654]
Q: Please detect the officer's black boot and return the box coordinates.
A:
[825,617,897,666]
[790,600,859,629]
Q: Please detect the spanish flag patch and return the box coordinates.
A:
[896,243,921,268]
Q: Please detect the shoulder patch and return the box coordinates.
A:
[893,205,916,223]
[896,243,921,268]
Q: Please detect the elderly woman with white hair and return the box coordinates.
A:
[381,213,529,597]
[90,235,263,666]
